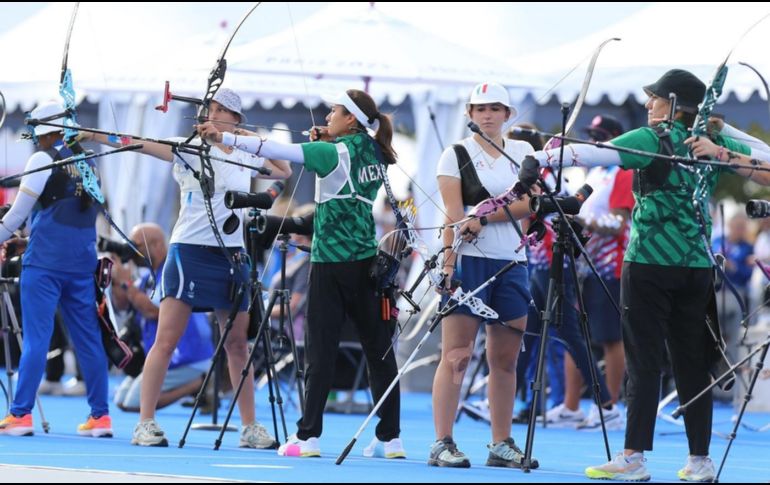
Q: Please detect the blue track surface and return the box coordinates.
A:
[0,375,768,482]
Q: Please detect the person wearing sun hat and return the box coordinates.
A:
[79,86,290,450]
[211,87,248,124]
[197,88,406,460]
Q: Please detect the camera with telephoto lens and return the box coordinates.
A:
[746,199,770,219]
[529,184,594,218]
[97,237,134,263]
[251,212,314,250]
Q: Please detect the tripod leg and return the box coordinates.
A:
[567,254,612,461]
[215,289,281,449]
[257,290,287,443]
[190,317,237,432]
[715,339,770,482]
[523,276,558,473]
[260,311,289,443]
[282,296,305,414]
[4,291,50,433]
[1,294,14,405]
[179,285,245,449]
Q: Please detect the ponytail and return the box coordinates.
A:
[346,89,397,165]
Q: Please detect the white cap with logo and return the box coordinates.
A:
[29,101,67,137]
[467,82,516,116]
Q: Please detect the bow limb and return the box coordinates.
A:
[695,202,749,323]
[688,19,770,324]
[199,2,262,114]
[57,2,149,265]
[543,37,620,150]
[183,2,262,284]
[562,37,621,138]
[738,62,770,131]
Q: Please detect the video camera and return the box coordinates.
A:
[746,199,770,219]
[97,237,135,263]
[225,181,284,210]
[529,184,593,218]
[251,212,314,250]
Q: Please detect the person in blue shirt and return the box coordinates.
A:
[0,102,111,437]
[111,223,214,411]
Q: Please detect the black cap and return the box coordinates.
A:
[582,115,624,142]
[643,69,706,113]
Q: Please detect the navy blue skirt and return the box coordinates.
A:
[161,243,249,312]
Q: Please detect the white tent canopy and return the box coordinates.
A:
[222,3,541,244]
[511,3,770,105]
[227,3,539,104]
[0,2,540,240]
[0,2,338,110]
[7,3,770,244]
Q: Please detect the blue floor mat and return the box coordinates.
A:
[0,375,768,482]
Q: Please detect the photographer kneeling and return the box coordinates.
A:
[109,223,213,412]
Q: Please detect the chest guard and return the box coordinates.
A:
[632,126,680,196]
[453,144,491,206]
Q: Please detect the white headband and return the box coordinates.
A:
[322,92,380,133]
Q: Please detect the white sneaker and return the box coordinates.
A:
[239,421,277,449]
[131,418,168,447]
[677,455,715,482]
[38,380,64,396]
[538,403,585,428]
[585,452,650,481]
[577,404,624,431]
[62,378,87,397]
[277,434,321,457]
[362,437,406,459]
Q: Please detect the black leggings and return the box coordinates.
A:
[621,262,713,455]
[297,257,400,441]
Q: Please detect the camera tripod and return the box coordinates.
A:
[520,212,615,471]
[254,233,305,415]
[189,319,237,434]
[0,276,50,432]
[213,209,301,450]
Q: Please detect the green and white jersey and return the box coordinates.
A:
[301,133,384,263]
[612,121,749,268]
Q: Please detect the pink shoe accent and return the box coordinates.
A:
[281,444,301,457]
